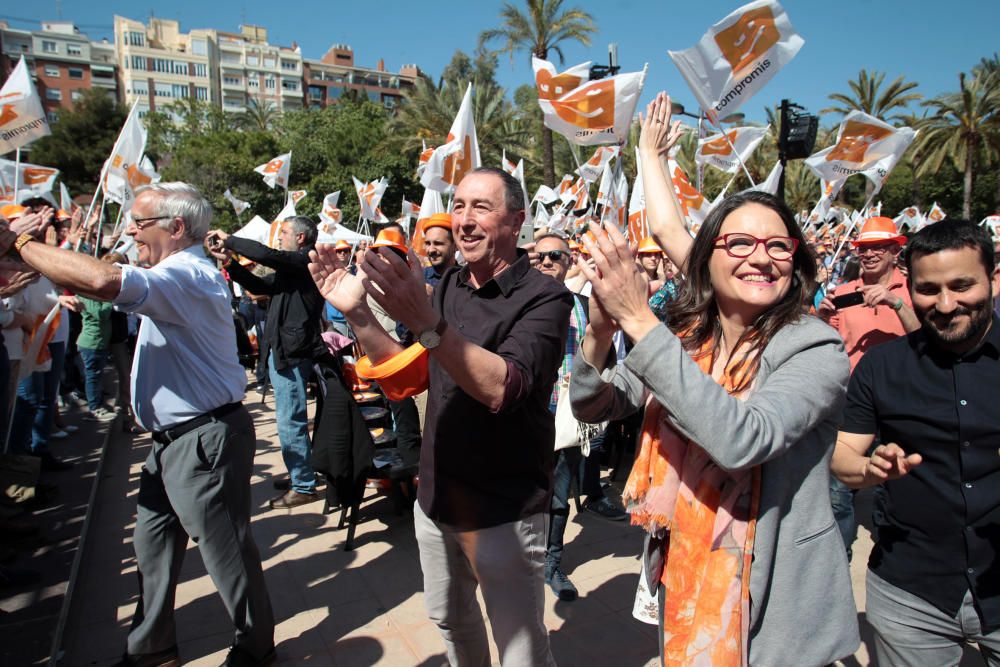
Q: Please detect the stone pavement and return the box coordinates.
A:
[54,387,982,666]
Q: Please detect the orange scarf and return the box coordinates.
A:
[623,344,761,667]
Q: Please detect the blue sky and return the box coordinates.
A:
[6,1,998,126]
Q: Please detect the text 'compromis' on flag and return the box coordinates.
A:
[532,56,647,146]
[668,0,803,124]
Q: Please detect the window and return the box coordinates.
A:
[246,54,259,66]
[128,31,145,47]
[71,90,83,101]
[282,79,299,91]
[248,76,259,89]
[172,84,188,99]
[223,75,242,87]
[193,63,207,78]
[154,82,172,98]
[194,86,208,101]
[46,110,59,123]
[191,39,207,56]
[68,68,84,80]
[263,56,276,69]
[45,65,60,77]
[131,81,149,96]
[131,56,146,70]
[173,61,188,76]
[221,53,240,64]
[67,44,82,57]
[46,88,62,101]
[153,59,171,73]
[308,85,323,102]
[41,40,57,53]
[281,60,297,71]
[383,95,400,109]
[265,78,276,90]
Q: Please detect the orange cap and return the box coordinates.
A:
[355,342,430,401]
[422,212,452,232]
[636,237,663,254]
[1,204,27,219]
[567,239,581,251]
[371,228,408,255]
[334,240,351,251]
[851,217,906,247]
[56,209,72,221]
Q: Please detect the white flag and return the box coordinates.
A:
[628,148,648,244]
[319,191,342,228]
[233,215,271,245]
[575,146,620,183]
[980,215,1000,238]
[805,180,844,226]
[416,140,434,180]
[533,56,646,146]
[421,83,481,192]
[805,111,916,195]
[532,203,551,230]
[501,150,518,176]
[559,176,590,210]
[0,56,51,153]
[103,103,148,210]
[532,185,559,205]
[749,160,783,196]
[254,152,291,189]
[668,159,714,228]
[893,205,924,231]
[287,190,307,205]
[60,182,73,212]
[596,162,628,228]
[0,159,59,202]
[411,188,446,257]
[925,202,946,225]
[353,176,389,222]
[224,188,250,216]
[669,1,803,124]
[138,155,160,184]
[696,125,770,173]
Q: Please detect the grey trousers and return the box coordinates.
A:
[414,503,556,667]
[867,569,1000,666]
[127,405,274,659]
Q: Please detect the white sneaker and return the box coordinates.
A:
[84,407,117,422]
[51,429,69,439]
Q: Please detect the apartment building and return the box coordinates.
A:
[0,21,118,120]
[213,24,303,114]
[304,45,420,111]
[114,15,217,117]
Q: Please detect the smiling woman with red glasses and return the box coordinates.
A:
[569,92,858,667]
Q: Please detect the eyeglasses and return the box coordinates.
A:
[131,215,172,230]
[335,248,351,253]
[538,250,569,263]
[712,233,798,261]
[856,244,895,256]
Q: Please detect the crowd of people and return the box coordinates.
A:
[0,90,997,667]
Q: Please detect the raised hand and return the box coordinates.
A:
[638,92,685,160]
[308,244,367,314]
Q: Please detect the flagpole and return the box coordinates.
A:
[92,197,110,256]
[828,189,878,269]
[718,172,740,199]
[13,148,21,203]
[717,127,757,188]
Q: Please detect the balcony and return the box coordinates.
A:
[222,78,244,90]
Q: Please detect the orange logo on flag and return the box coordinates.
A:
[323,207,342,223]
[0,104,17,127]
[22,167,55,185]
[126,164,152,188]
[904,207,917,216]
[535,68,585,102]
[441,134,474,186]
[701,131,739,156]
[826,121,893,163]
[111,155,124,169]
[714,5,780,74]
[419,146,434,166]
[263,159,284,174]
[672,167,705,215]
[550,80,615,130]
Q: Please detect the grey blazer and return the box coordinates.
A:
[570,315,860,666]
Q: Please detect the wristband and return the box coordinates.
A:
[892,297,904,312]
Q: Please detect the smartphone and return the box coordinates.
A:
[831,292,865,309]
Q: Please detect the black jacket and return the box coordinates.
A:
[310,365,374,507]
[224,236,325,371]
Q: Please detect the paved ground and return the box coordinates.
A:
[17,385,986,666]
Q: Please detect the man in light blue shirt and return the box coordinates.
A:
[9,183,275,667]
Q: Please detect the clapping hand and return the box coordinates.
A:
[638,92,685,160]
[308,244,368,315]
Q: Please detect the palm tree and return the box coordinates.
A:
[824,70,922,124]
[239,97,280,132]
[975,54,1000,211]
[479,0,597,186]
[915,70,1000,219]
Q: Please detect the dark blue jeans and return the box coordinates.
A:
[830,475,857,562]
[547,448,587,570]
[78,346,108,412]
[10,341,66,455]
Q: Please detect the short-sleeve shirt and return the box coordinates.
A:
[840,317,1000,630]
[828,268,912,371]
[114,246,245,431]
[418,252,573,529]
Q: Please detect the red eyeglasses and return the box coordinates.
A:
[712,233,798,261]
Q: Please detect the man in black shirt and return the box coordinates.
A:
[309,168,571,666]
[833,219,1000,665]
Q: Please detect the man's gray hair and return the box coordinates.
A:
[467,167,525,213]
[285,215,318,247]
[135,182,212,242]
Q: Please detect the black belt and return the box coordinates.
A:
[151,402,243,445]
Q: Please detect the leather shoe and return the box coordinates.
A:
[110,645,180,666]
[583,496,628,521]
[269,490,320,509]
[221,645,276,667]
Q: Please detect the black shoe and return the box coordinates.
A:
[111,646,180,667]
[545,566,578,601]
[269,490,320,509]
[272,478,290,491]
[221,645,276,667]
[38,453,73,472]
[583,496,628,521]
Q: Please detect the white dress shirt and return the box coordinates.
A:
[114,245,245,431]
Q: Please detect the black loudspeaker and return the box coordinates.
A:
[784,113,818,160]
